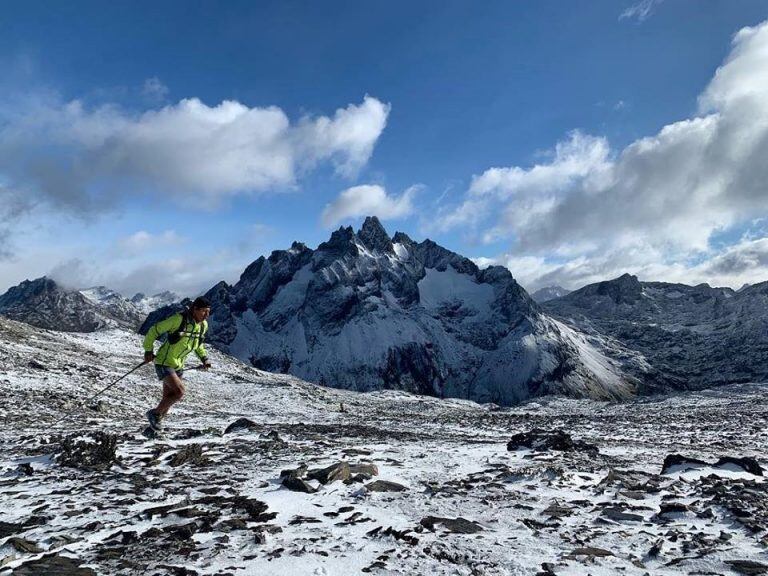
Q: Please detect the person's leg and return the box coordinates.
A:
[156,371,186,416]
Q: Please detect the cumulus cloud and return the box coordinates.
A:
[0,94,389,212]
[439,20,768,289]
[321,184,418,228]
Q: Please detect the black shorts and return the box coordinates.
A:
[155,364,184,381]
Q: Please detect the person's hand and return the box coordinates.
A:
[202,361,212,371]
[144,351,155,363]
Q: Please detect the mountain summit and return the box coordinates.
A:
[199,218,638,405]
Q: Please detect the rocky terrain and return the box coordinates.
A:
[544,274,768,389]
[1,316,767,575]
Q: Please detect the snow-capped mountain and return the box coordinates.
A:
[543,273,768,389]
[183,217,637,405]
[531,285,571,303]
[0,277,143,331]
[129,290,181,314]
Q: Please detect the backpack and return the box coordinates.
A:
[167,309,206,345]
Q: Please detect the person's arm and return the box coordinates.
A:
[194,321,211,367]
[142,314,183,360]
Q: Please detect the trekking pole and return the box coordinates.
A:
[51,360,150,427]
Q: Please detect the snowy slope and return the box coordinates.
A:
[1,317,767,575]
[192,217,638,405]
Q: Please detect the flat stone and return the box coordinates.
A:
[365,480,407,492]
[420,516,483,534]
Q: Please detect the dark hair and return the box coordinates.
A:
[192,296,211,309]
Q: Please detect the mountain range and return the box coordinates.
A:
[0,278,178,332]
[2,217,766,405]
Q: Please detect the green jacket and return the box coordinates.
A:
[143,312,208,370]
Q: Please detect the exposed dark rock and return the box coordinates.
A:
[169,444,208,467]
[365,480,408,492]
[420,516,483,534]
[307,462,350,484]
[281,476,318,494]
[10,554,96,575]
[661,454,710,474]
[507,428,598,454]
[715,456,764,476]
[8,537,43,553]
[224,418,259,434]
[726,560,768,575]
[55,432,117,470]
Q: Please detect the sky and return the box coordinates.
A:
[1,0,768,297]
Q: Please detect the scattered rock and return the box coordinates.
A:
[28,360,47,370]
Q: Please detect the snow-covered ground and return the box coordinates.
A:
[1,316,767,575]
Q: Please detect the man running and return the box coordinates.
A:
[142,296,212,432]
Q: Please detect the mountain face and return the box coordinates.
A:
[0,278,143,332]
[129,290,182,314]
[531,285,571,303]
[192,217,637,405]
[543,273,768,389]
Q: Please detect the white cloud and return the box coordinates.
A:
[437,20,768,288]
[118,230,183,253]
[0,95,389,211]
[619,0,664,23]
[321,184,418,228]
[142,77,169,102]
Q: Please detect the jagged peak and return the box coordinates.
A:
[392,231,415,246]
[357,216,393,254]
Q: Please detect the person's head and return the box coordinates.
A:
[190,297,211,322]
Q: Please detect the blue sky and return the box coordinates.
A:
[1,0,768,296]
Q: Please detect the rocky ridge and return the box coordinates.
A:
[543,273,768,389]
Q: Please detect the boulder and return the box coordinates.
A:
[224,418,259,434]
[507,428,598,454]
[55,432,117,470]
[307,462,351,485]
